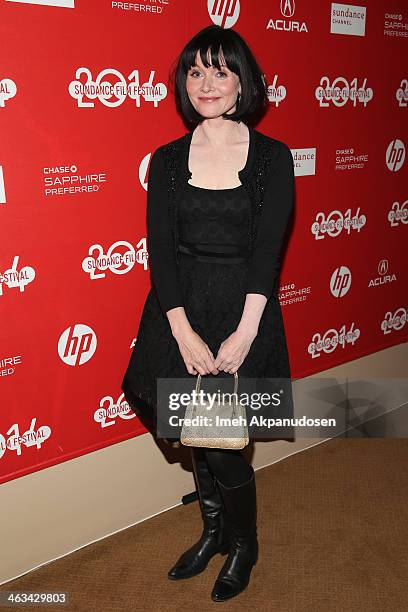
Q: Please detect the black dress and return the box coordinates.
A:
[121,171,295,441]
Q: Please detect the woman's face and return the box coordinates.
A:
[186,49,241,119]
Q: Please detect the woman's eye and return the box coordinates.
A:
[188,70,228,78]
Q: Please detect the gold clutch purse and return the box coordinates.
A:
[180,371,249,449]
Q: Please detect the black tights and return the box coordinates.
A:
[195,447,253,488]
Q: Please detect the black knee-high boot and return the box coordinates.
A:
[167,448,231,580]
[211,466,258,602]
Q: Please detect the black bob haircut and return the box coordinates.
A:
[170,25,269,124]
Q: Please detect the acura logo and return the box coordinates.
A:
[281,0,295,18]
[378,259,388,275]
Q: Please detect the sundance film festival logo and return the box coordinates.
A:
[0,417,51,461]
[308,322,360,358]
[311,207,366,240]
[330,266,352,298]
[0,256,35,296]
[381,307,407,335]
[58,324,97,366]
[388,199,408,227]
[69,68,167,108]
[0,78,17,107]
[266,75,287,106]
[82,239,148,278]
[330,3,366,36]
[396,79,408,107]
[386,139,405,172]
[94,393,135,427]
[315,76,373,107]
[208,0,240,29]
[267,0,308,33]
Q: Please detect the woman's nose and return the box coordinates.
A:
[201,73,215,91]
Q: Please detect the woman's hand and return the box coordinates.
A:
[174,327,219,376]
[213,328,257,374]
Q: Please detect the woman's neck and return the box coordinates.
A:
[194,120,248,148]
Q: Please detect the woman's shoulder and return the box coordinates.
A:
[148,133,189,172]
[253,128,293,174]
[253,128,291,155]
[155,132,189,154]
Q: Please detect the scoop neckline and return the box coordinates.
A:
[182,124,255,186]
[186,181,245,192]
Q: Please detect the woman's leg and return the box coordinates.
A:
[167,447,231,580]
[202,448,258,602]
[203,448,253,487]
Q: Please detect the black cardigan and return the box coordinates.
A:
[146,125,295,315]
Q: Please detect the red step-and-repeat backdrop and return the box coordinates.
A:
[0,0,407,484]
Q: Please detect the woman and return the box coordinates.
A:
[122,24,295,602]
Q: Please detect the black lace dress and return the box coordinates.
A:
[122,180,294,440]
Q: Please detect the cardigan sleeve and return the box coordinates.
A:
[146,145,185,314]
[245,141,295,300]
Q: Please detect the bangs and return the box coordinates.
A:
[181,37,240,76]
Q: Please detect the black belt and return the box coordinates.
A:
[177,241,249,264]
